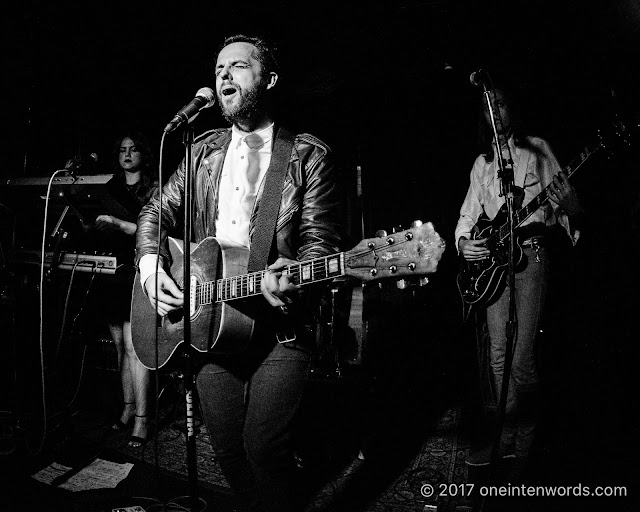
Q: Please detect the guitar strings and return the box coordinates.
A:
[194,256,343,304]
[192,235,426,304]
[495,144,595,243]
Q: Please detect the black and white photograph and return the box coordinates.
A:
[1,1,638,511]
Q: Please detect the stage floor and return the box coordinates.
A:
[1,350,635,512]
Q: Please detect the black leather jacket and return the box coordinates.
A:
[135,126,345,269]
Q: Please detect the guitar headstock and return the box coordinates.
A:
[344,220,446,283]
[598,120,635,159]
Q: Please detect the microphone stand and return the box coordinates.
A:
[181,125,200,512]
[479,80,518,478]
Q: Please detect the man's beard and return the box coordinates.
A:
[219,78,268,125]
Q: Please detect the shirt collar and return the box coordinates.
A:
[492,133,517,155]
[231,123,274,150]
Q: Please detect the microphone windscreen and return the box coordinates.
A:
[196,87,215,107]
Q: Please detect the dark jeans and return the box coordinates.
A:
[196,339,310,512]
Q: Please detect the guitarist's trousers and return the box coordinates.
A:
[196,339,311,512]
[485,246,549,459]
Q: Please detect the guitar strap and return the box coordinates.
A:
[247,126,295,273]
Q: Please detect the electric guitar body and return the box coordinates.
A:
[456,123,627,320]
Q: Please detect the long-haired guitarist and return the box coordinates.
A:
[454,86,584,470]
[134,35,346,511]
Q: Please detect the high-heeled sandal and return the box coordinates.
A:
[112,402,136,431]
[128,414,150,448]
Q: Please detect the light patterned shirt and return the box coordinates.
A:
[454,135,577,250]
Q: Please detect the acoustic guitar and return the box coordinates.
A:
[131,220,445,369]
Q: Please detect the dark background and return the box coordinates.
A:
[2,0,639,500]
[4,0,639,237]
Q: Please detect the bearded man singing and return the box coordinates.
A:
[135,35,345,511]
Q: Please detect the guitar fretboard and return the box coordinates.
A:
[495,144,598,243]
[196,252,346,305]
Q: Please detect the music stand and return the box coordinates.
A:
[0,173,137,253]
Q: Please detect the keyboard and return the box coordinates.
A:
[14,249,122,274]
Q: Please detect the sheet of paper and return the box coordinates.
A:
[31,462,74,485]
[58,458,134,492]
[53,458,134,492]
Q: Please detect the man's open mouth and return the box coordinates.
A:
[221,85,237,96]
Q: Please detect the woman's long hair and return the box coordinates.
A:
[476,87,529,162]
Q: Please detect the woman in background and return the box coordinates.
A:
[97,130,158,448]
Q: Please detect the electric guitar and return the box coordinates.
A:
[456,126,621,320]
[131,220,445,369]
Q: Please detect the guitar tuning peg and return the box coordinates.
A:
[396,279,407,290]
[375,229,387,238]
[411,219,423,228]
[419,277,429,286]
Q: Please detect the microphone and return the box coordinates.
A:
[164,87,215,133]
[469,69,486,87]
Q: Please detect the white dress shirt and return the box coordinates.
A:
[138,123,274,287]
[216,123,273,248]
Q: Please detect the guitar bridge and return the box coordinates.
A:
[275,328,297,344]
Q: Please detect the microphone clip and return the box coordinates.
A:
[470,69,492,89]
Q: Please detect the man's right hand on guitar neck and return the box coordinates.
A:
[458,237,490,261]
[144,273,184,316]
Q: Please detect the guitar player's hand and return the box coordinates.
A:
[459,238,490,261]
[144,273,184,316]
[261,258,301,308]
[548,172,582,216]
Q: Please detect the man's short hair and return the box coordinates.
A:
[219,34,280,75]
